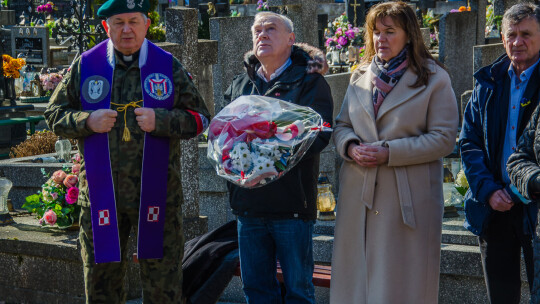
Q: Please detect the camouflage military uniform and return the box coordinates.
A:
[45,52,210,304]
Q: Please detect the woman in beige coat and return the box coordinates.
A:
[330,2,459,303]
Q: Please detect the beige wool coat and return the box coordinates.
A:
[330,60,459,304]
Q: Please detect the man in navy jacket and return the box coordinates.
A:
[460,3,540,303]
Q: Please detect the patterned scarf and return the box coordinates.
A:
[370,47,408,116]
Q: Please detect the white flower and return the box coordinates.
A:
[230,142,250,160]
[230,142,253,172]
[252,156,276,175]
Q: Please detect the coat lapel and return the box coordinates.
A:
[375,69,426,122]
[351,69,376,122]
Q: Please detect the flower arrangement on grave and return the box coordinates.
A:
[36,2,54,13]
[450,6,471,13]
[207,95,331,188]
[485,0,502,37]
[146,11,166,42]
[39,72,63,96]
[324,14,363,51]
[2,55,25,78]
[22,153,82,227]
[256,0,269,11]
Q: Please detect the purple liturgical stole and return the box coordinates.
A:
[81,39,174,263]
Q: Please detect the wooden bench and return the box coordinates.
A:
[0,115,45,135]
[234,262,332,288]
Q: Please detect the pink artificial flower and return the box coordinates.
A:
[43,210,57,226]
[325,38,334,47]
[71,164,80,175]
[51,192,58,200]
[63,174,78,188]
[72,153,81,164]
[335,28,343,36]
[345,29,355,40]
[337,36,348,46]
[52,170,67,184]
[65,187,79,205]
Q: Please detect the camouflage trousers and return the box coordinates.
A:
[79,203,185,304]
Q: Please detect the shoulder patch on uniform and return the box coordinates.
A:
[144,73,173,100]
[81,76,110,103]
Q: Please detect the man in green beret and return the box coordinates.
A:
[45,0,210,303]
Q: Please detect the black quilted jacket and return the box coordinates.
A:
[223,45,334,220]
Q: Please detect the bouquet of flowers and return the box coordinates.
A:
[207,95,330,188]
[2,55,25,78]
[36,2,55,13]
[22,153,81,227]
[324,13,363,51]
[39,72,63,95]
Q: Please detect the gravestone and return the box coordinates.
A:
[266,0,333,47]
[419,0,436,10]
[473,43,504,74]
[421,27,431,48]
[11,26,49,67]
[8,0,31,20]
[432,1,467,14]
[470,0,487,45]
[1,29,12,57]
[164,6,222,239]
[439,11,477,104]
[346,0,365,28]
[210,15,254,113]
[0,9,16,25]
[494,0,519,16]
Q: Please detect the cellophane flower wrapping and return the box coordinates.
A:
[208,95,326,188]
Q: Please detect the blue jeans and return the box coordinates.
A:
[237,216,315,304]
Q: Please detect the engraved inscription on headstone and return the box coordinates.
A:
[11,26,49,67]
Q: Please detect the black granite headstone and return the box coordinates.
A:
[215,0,230,17]
[347,0,365,28]
[1,29,11,57]
[8,0,32,20]
[318,14,328,51]
[418,0,436,10]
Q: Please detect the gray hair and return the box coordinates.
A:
[252,11,294,33]
[502,3,540,34]
[106,13,148,26]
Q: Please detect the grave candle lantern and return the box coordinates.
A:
[316,174,336,221]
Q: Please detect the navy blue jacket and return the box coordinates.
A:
[459,53,538,236]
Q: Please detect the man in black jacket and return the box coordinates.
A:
[224,11,333,304]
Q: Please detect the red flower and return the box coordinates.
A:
[65,187,79,205]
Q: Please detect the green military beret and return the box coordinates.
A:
[97,0,150,18]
